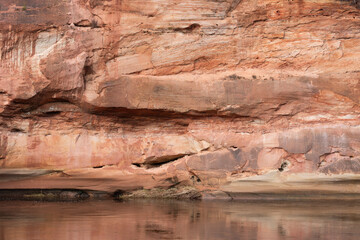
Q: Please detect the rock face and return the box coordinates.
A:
[0,0,360,199]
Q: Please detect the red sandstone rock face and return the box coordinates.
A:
[0,0,360,198]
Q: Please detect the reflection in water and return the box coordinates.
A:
[1,200,360,240]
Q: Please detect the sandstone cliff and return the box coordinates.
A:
[0,0,360,199]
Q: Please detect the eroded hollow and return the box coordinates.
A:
[113,189,131,200]
[132,153,189,169]
[173,23,201,33]
[278,161,290,172]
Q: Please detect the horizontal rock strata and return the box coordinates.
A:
[0,0,360,199]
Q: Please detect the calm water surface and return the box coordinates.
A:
[1,200,360,240]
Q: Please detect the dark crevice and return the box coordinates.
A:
[10,128,25,133]
[113,189,127,199]
[132,163,141,168]
[145,156,186,169]
[73,19,101,28]
[81,101,259,120]
[42,111,61,116]
[84,65,95,76]
[93,164,115,169]
[173,24,201,33]
[146,154,188,165]
[2,82,260,120]
[2,99,260,122]
[245,19,268,28]
[2,89,79,116]
[93,165,104,169]
[132,153,192,169]
[278,161,289,172]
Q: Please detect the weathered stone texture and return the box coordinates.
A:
[0,0,360,197]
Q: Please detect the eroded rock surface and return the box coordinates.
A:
[1,0,360,199]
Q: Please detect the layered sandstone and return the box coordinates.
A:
[0,0,360,199]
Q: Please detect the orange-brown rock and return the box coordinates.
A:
[0,0,360,199]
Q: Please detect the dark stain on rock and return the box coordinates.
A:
[279,128,353,167]
[0,135,8,159]
[338,0,360,9]
[319,158,360,174]
[244,147,262,169]
[0,0,70,28]
[153,85,165,93]
[226,0,243,17]
[186,149,245,172]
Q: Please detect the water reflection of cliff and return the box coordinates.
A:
[1,200,360,240]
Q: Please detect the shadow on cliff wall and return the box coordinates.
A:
[339,0,360,8]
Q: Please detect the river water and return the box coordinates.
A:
[1,200,360,240]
